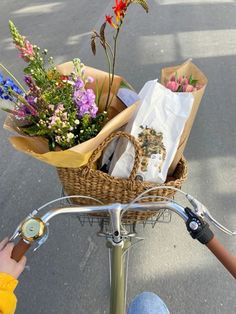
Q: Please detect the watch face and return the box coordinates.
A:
[21,218,45,241]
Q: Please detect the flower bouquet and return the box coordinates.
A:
[1,1,148,168]
[161,59,208,175]
[1,1,190,219]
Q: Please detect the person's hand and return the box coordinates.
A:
[0,237,27,279]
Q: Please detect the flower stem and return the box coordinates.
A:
[9,89,35,112]
[104,47,112,111]
[0,63,26,93]
[108,20,122,108]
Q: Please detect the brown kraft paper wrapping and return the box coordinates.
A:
[4,62,139,168]
[161,60,208,175]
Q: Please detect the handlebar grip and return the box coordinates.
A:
[11,239,31,262]
[206,236,236,279]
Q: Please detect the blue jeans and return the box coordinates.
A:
[127,292,170,314]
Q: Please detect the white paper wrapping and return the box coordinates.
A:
[109,80,194,183]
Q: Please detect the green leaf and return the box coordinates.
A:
[191,79,198,86]
[21,125,38,135]
[120,80,134,90]
[189,74,193,83]
[1,107,15,115]
[131,0,149,13]
[95,78,106,111]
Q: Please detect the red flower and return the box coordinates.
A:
[105,15,117,28]
[112,0,127,21]
[60,75,69,81]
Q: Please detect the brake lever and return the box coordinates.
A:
[186,194,236,236]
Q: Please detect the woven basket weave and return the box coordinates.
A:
[57,131,188,222]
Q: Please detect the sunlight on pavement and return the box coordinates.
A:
[158,0,234,5]
[13,3,64,15]
[188,157,236,194]
[52,55,68,65]
[1,38,14,50]
[66,32,93,46]
[137,29,236,64]
[129,225,217,280]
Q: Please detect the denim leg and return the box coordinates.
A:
[127,292,170,314]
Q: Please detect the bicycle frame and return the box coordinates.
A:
[109,241,129,314]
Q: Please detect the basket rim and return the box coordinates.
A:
[57,156,188,187]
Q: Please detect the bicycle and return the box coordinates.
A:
[9,186,236,314]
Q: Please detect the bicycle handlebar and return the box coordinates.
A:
[10,199,236,279]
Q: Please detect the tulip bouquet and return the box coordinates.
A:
[161,60,208,174]
[165,73,202,93]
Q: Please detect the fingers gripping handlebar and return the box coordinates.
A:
[185,207,236,279]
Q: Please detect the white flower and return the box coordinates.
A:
[67,132,74,139]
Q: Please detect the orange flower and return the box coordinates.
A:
[105,15,117,28]
[112,0,127,22]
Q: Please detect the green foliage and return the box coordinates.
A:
[77,112,107,143]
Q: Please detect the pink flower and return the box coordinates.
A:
[177,76,183,84]
[195,84,202,90]
[166,81,179,92]
[183,84,194,92]
[86,76,94,83]
[182,78,189,85]
[17,40,35,62]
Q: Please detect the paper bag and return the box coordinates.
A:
[161,60,208,175]
[109,81,194,183]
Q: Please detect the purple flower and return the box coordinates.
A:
[22,104,37,116]
[24,75,34,87]
[74,78,84,89]
[74,87,98,118]
[25,95,37,106]
[87,76,94,83]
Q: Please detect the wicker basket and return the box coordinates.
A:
[57,131,188,222]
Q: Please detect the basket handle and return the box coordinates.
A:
[87,131,142,180]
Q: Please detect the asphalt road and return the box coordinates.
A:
[0,1,236,313]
